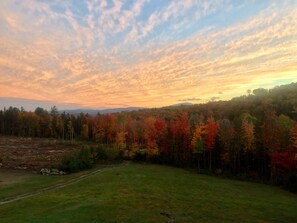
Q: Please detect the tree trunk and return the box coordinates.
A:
[203,152,206,169]
[238,150,241,175]
[209,150,212,171]
[197,154,200,172]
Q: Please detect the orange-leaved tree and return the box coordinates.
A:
[204,117,219,170]
[191,124,204,170]
[144,117,158,157]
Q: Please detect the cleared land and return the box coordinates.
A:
[0,163,297,223]
[0,136,81,170]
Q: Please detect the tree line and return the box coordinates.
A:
[1,83,297,191]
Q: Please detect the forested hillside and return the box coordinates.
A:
[1,83,297,190]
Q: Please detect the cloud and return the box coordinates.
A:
[133,0,228,42]
[0,1,297,109]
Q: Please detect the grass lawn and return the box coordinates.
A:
[0,163,296,223]
[0,167,103,201]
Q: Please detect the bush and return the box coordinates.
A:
[107,146,122,160]
[77,146,93,169]
[59,145,122,173]
[93,145,122,161]
[59,147,93,173]
[93,145,108,161]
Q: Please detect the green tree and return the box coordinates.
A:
[81,124,89,140]
[67,120,74,142]
[277,114,294,149]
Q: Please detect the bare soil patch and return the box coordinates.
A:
[0,136,80,170]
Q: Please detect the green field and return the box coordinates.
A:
[0,163,297,223]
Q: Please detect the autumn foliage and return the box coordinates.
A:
[204,117,219,151]
[1,83,297,191]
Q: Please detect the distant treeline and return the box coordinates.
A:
[1,83,297,191]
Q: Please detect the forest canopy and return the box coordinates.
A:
[1,82,297,191]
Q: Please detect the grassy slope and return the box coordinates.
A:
[0,168,98,200]
[0,163,297,223]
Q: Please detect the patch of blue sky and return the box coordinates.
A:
[61,2,90,28]
[49,2,66,14]
[183,1,269,57]
[137,0,170,23]
[121,0,134,11]
[69,1,89,17]
[204,1,269,38]
[134,1,256,46]
[212,2,268,28]
[104,0,115,11]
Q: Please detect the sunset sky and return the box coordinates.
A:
[0,0,297,110]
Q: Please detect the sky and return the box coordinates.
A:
[0,0,297,110]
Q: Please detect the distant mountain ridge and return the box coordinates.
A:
[0,97,194,114]
[169,102,193,107]
[61,103,194,115]
[60,107,145,115]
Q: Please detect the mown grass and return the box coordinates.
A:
[0,165,111,200]
[0,163,297,223]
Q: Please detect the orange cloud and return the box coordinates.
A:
[0,1,297,109]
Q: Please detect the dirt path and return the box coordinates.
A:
[0,163,127,205]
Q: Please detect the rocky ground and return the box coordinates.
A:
[0,136,80,171]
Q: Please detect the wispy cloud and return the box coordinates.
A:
[0,1,297,109]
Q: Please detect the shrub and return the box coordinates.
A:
[59,154,77,173]
[106,146,122,160]
[94,145,108,161]
[59,145,122,173]
[93,145,122,161]
[59,146,93,173]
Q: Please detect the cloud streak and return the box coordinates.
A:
[0,1,297,109]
